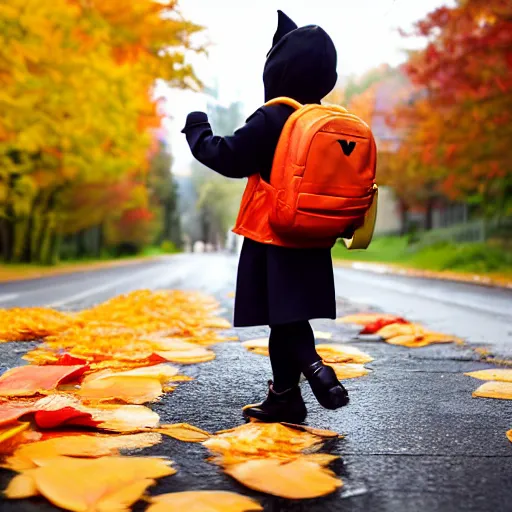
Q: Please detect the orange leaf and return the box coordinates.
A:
[4,433,162,470]
[0,365,88,397]
[464,369,512,383]
[224,458,342,499]
[148,490,262,512]
[79,376,163,404]
[155,423,210,442]
[472,381,512,400]
[12,456,175,511]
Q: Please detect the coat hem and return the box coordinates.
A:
[234,314,336,328]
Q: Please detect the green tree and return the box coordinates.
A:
[189,100,245,248]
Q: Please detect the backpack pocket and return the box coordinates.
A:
[271,192,373,240]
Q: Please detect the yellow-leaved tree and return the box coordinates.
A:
[0,0,201,263]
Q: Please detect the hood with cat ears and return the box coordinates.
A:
[263,10,338,104]
[268,10,298,56]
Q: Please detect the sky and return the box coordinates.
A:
[160,0,453,176]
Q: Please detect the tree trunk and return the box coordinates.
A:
[0,218,12,262]
[30,209,45,263]
[425,197,434,231]
[38,213,57,265]
[12,218,30,263]
[76,230,87,259]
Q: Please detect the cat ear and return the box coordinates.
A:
[271,10,298,48]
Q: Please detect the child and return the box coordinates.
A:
[182,10,349,423]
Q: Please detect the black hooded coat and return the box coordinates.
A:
[182,11,339,327]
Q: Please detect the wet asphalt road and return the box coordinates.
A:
[0,253,511,512]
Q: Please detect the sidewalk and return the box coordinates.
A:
[334,260,512,290]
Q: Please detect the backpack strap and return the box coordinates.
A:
[342,185,378,250]
[265,97,351,115]
[264,97,303,110]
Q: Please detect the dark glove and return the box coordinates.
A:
[181,112,209,133]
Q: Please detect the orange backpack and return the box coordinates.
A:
[233,97,378,250]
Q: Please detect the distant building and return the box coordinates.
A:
[370,74,468,235]
[371,75,405,235]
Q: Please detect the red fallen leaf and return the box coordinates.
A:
[361,317,409,334]
[34,407,100,429]
[0,365,89,397]
[54,355,88,366]
[148,353,168,364]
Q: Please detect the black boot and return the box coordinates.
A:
[303,360,349,410]
[243,381,307,423]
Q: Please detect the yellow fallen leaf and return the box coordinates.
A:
[4,432,162,471]
[422,333,460,344]
[83,364,183,385]
[242,340,374,365]
[224,458,342,499]
[336,313,398,325]
[326,362,370,380]
[465,369,512,383]
[316,344,374,364]
[79,376,163,404]
[155,423,210,442]
[155,346,216,364]
[20,456,175,512]
[148,490,263,512]
[385,334,430,347]
[32,394,160,432]
[377,323,425,339]
[203,318,232,329]
[96,479,153,511]
[0,422,30,444]
[507,430,512,443]
[204,422,327,465]
[0,308,75,342]
[4,471,39,499]
[241,338,269,356]
[91,404,160,432]
[472,381,512,400]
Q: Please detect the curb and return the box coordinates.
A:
[333,260,512,290]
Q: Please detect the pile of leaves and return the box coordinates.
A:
[465,368,512,443]
[0,290,263,511]
[0,290,346,510]
[203,421,343,499]
[338,313,462,347]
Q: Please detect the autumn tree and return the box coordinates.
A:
[398,0,512,218]
[0,0,201,263]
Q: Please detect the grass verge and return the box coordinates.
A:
[332,236,512,284]
[0,252,173,283]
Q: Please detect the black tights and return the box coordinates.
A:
[269,321,321,392]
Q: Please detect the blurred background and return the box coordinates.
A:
[0,0,510,276]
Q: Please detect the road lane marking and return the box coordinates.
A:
[0,294,19,304]
[46,266,171,308]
